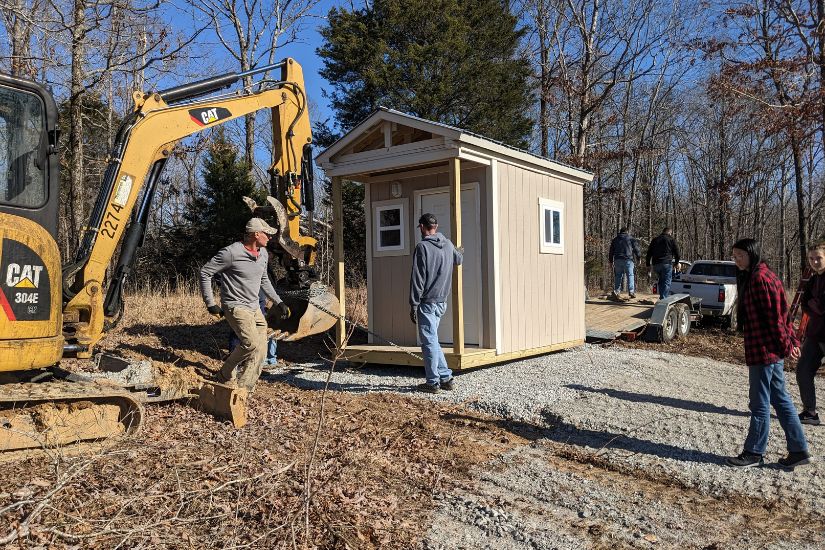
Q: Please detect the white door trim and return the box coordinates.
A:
[413,182,483,347]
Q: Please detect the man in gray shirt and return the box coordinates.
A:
[200,218,289,391]
[410,213,463,393]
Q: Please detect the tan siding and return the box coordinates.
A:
[497,163,585,354]
[368,163,489,346]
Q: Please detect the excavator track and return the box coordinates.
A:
[0,379,143,452]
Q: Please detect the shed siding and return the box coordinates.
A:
[367,165,490,347]
[497,163,585,354]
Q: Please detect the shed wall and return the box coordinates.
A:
[496,162,585,354]
[367,165,490,347]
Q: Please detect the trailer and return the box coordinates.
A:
[585,293,702,343]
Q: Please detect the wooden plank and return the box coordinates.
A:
[450,157,464,355]
[332,176,346,349]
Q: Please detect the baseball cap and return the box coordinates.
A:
[245,217,277,235]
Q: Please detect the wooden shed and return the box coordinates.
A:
[317,108,593,370]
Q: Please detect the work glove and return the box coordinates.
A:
[207,305,223,319]
[409,307,418,325]
[276,302,291,320]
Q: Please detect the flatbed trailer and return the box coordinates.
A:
[586,293,702,343]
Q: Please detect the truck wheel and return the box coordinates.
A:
[662,308,679,342]
[675,304,690,337]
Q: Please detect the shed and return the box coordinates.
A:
[317,108,593,370]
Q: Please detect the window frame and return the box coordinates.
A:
[372,198,409,256]
[538,197,564,255]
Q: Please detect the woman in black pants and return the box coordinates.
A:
[796,240,825,425]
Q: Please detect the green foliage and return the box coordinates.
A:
[318,0,534,148]
[176,130,265,268]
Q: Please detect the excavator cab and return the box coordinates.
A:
[0,75,64,372]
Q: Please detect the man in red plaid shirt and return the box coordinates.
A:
[726,238,811,469]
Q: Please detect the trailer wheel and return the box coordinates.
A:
[675,304,690,337]
[662,307,679,342]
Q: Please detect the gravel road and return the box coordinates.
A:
[270,345,825,549]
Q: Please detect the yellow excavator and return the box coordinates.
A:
[0,59,337,451]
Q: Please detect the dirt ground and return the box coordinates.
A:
[2,290,823,548]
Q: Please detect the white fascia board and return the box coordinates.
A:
[316,110,463,165]
[322,147,459,178]
[458,134,594,184]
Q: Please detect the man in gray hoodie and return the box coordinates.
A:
[200,217,289,391]
[409,213,463,393]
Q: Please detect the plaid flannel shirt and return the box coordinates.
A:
[741,262,798,366]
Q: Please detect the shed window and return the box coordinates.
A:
[539,198,564,254]
[373,199,409,255]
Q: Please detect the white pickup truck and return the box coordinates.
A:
[669,260,739,328]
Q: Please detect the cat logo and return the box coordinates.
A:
[6,263,44,288]
[189,107,232,127]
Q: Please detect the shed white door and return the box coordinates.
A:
[417,184,481,346]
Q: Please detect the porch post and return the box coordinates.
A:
[449,157,464,355]
[332,175,346,349]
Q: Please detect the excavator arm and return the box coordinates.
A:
[62,58,319,357]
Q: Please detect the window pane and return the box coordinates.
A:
[380,229,401,247]
[0,85,47,208]
[552,211,561,244]
[544,209,552,245]
[380,208,400,227]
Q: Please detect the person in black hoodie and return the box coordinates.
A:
[409,213,463,393]
[646,227,681,300]
[608,227,641,299]
[795,240,825,425]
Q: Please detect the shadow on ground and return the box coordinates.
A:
[566,384,749,417]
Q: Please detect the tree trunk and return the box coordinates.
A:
[67,0,87,256]
[790,132,809,273]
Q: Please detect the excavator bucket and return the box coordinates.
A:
[268,282,339,341]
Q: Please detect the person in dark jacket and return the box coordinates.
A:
[795,240,825,425]
[725,238,810,469]
[608,227,641,299]
[646,228,681,300]
[409,213,463,393]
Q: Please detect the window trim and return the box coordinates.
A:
[539,197,564,254]
[372,198,409,256]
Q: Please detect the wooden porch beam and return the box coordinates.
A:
[332,176,346,349]
[449,157,464,355]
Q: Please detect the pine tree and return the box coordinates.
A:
[183,130,265,264]
[317,0,534,148]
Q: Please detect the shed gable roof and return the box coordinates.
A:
[316,108,593,183]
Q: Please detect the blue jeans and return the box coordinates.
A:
[229,295,277,365]
[613,259,635,294]
[417,302,453,386]
[744,362,808,455]
[653,262,673,299]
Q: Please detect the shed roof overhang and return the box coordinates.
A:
[316,108,593,185]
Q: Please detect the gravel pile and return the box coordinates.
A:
[270,344,825,548]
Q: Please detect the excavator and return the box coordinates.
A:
[0,58,337,451]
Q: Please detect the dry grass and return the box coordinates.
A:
[0,284,524,547]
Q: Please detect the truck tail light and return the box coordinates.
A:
[718,287,726,302]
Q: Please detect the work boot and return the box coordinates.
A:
[725,451,763,468]
[799,411,821,426]
[416,383,440,394]
[778,451,812,469]
[440,377,455,391]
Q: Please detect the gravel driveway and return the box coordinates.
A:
[270,345,825,549]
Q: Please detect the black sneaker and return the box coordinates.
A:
[440,378,455,391]
[629,292,636,299]
[799,412,821,426]
[725,452,764,468]
[417,383,440,394]
[778,451,811,469]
